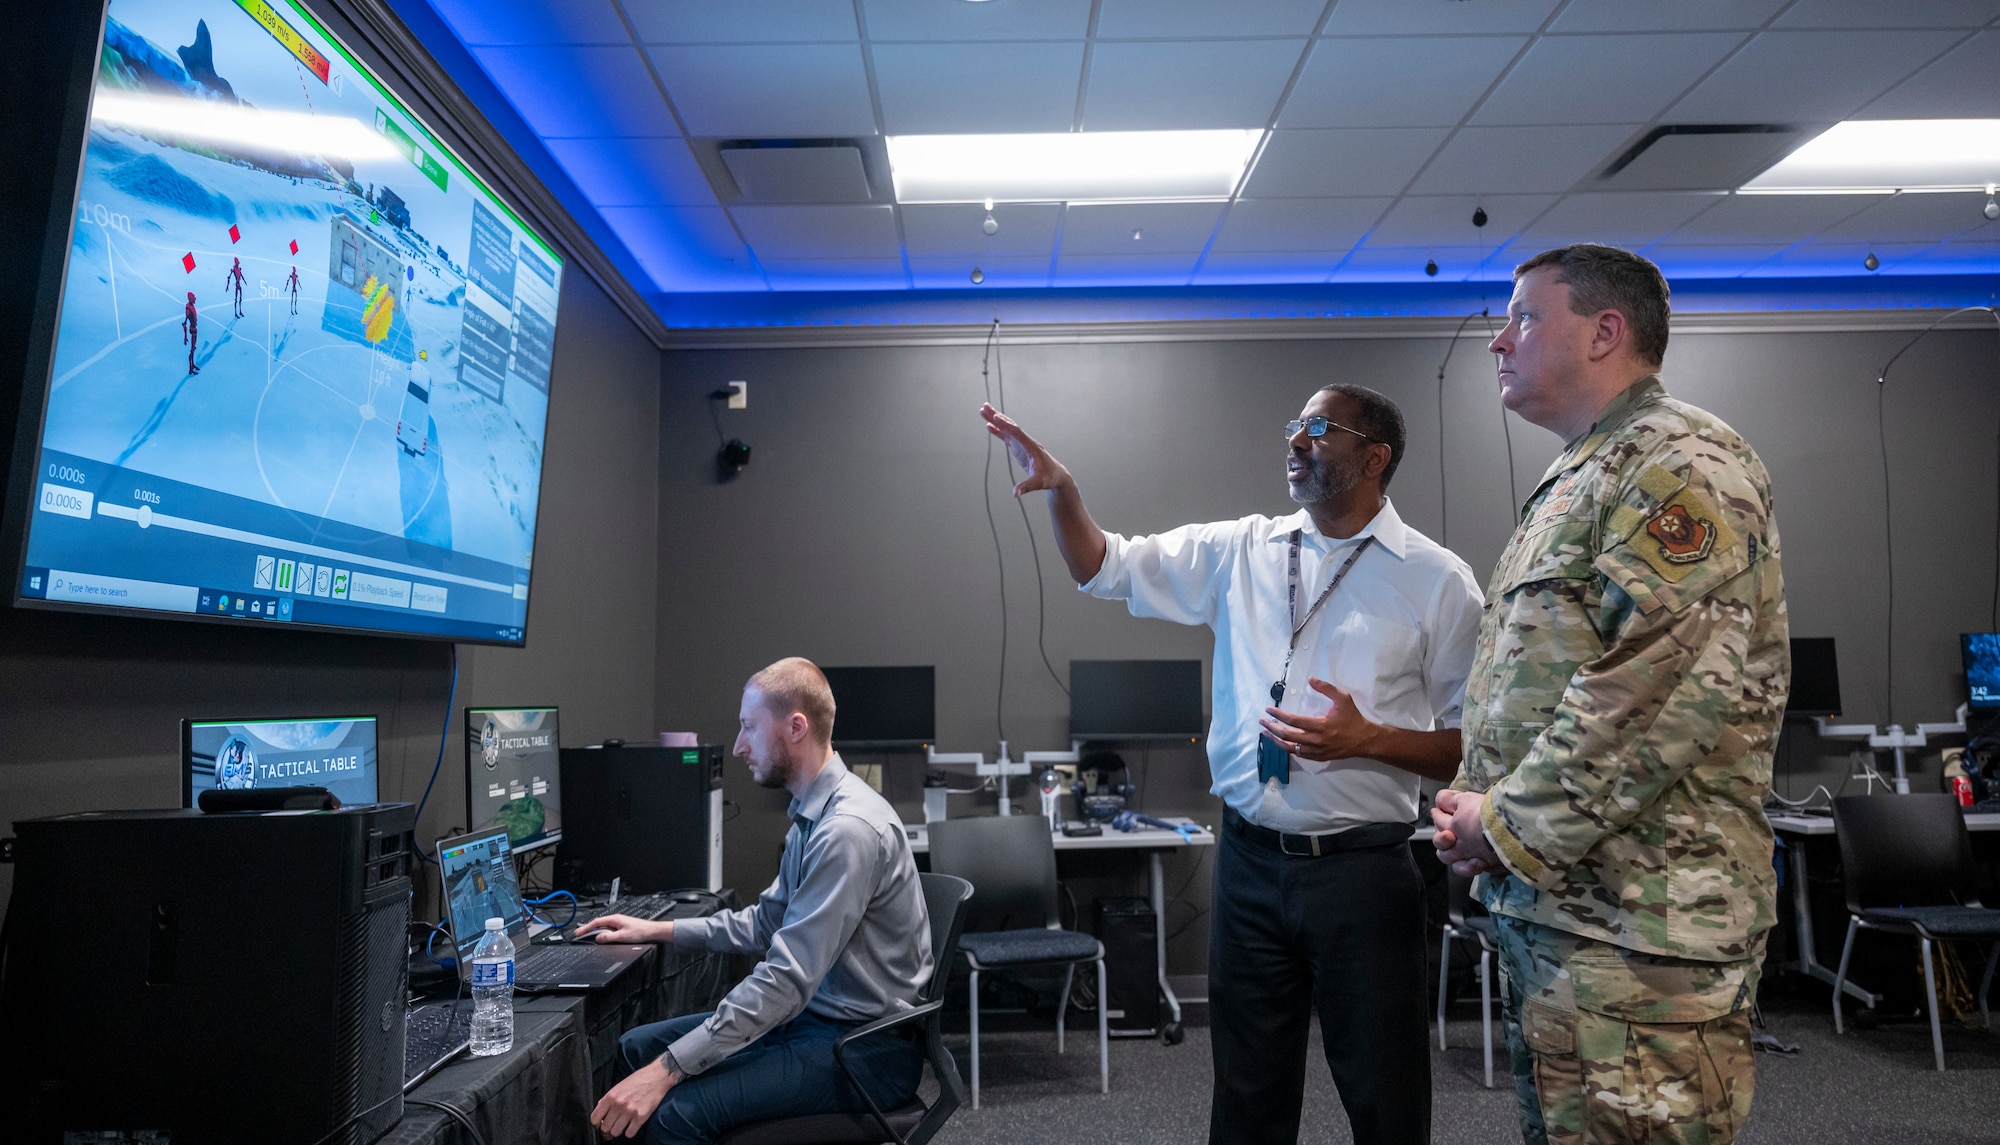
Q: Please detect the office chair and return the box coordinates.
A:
[926,814,1109,1109]
[1829,795,2000,1071]
[719,873,974,1145]
[1436,870,1499,1088]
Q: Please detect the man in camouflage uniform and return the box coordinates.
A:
[1431,244,1789,1145]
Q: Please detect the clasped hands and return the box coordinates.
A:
[1429,788,1502,877]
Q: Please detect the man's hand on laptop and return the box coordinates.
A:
[592,1056,678,1138]
[575,914,672,944]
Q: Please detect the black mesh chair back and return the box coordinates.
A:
[1831,795,1982,915]
[926,815,1060,931]
[1445,869,1489,930]
[917,872,974,1006]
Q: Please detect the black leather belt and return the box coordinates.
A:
[1224,808,1414,858]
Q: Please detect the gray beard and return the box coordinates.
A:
[1288,453,1361,505]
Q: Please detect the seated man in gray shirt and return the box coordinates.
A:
[580,657,934,1142]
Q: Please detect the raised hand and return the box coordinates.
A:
[979,403,1071,497]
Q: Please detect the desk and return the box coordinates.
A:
[1770,811,2000,1006]
[384,1008,594,1145]
[906,818,1215,1035]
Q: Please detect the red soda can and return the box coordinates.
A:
[1951,775,1975,807]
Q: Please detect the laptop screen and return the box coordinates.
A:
[438,827,526,968]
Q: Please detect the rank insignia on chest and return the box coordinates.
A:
[1645,502,1715,564]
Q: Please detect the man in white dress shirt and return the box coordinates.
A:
[982,384,1481,1145]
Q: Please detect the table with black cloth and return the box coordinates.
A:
[383,1007,595,1145]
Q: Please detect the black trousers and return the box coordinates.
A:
[1208,812,1431,1145]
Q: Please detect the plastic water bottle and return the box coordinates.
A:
[469,917,515,1056]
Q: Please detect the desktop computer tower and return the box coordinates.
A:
[0,804,416,1145]
[557,744,724,893]
[1095,896,1161,1035]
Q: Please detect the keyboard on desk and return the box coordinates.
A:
[404,1000,470,1090]
[567,892,678,926]
[520,942,613,979]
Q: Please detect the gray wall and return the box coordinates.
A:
[0,269,662,918]
[658,322,2000,977]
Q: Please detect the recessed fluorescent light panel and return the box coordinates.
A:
[1741,119,2000,194]
[886,130,1264,204]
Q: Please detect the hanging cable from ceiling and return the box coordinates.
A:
[1872,304,2000,724]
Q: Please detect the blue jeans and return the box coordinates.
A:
[616,1010,924,1144]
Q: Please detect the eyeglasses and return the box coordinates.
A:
[1283,415,1377,443]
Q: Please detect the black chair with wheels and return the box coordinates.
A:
[1829,794,2000,1071]
[719,872,974,1145]
[1436,871,1500,1088]
[926,814,1108,1110]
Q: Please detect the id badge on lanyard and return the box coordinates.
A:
[1259,531,1374,784]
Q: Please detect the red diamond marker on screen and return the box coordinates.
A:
[289,239,298,255]
[182,252,196,273]
[228,224,240,243]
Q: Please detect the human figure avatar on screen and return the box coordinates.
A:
[181,291,200,375]
[286,265,300,315]
[225,256,246,318]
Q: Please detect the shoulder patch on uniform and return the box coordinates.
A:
[1637,488,1738,582]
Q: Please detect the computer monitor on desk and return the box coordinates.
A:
[823,665,936,749]
[1963,633,2000,713]
[1069,659,1204,741]
[1786,638,1842,718]
[181,715,378,807]
[466,706,561,853]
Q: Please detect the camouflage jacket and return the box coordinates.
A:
[1452,377,1789,962]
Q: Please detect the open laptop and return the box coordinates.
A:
[437,826,649,991]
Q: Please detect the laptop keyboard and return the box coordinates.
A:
[520,943,604,978]
[405,1001,469,1089]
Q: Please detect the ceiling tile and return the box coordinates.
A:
[1771,0,2000,29]
[759,259,910,289]
[1245,128,1452,197]
[1193,252,1341,283]
[872,43,1085,133]
[596,204,752,270]
[730,204,903,259]
[547,137,716,206]
[649,45,876,137]
[1656,194,1873,244]
[1665,30,1967,122]
[1812,192,2000,243]
[626,0,859,43]
[1473,34,1747,125]
[1281,37,1524,129]
[1083,40,1303,130]
[1740,241,1935,276]
[1061,203,1227,254]
[1054,253,1203,285]
[1210,198,1389,252]
[1640,244,1789,276]
[1410,125,1640,194]
[900,204,1061,257]
[1514,192,1724,247]
[432,0,629,45]
[632,253,767,292]
[911,256,1052,288]
[472,46,678,137]
[1366,194,1555,246]
[1859,31,2000,118]
[1323,0,1563,35]
[1907,239,2000,272]
[1548,0,1790,33]
[1331,245,1496,281]
[1095,0,1329,38]
[860,0,1092,40]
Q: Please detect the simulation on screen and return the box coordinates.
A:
[17,0,560,645]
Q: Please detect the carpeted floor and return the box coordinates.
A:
[926,996,2000,1144]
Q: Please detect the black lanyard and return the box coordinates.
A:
[1271,531,1375,704]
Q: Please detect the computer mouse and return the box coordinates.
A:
[671,891,705,904]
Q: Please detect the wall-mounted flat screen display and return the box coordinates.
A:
[822,666,935,747]
[15,0,561,644]
[182,715,377,807]
[466,706,560,853]
[1070,659,1204,740]
[1964,633,2000,712]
